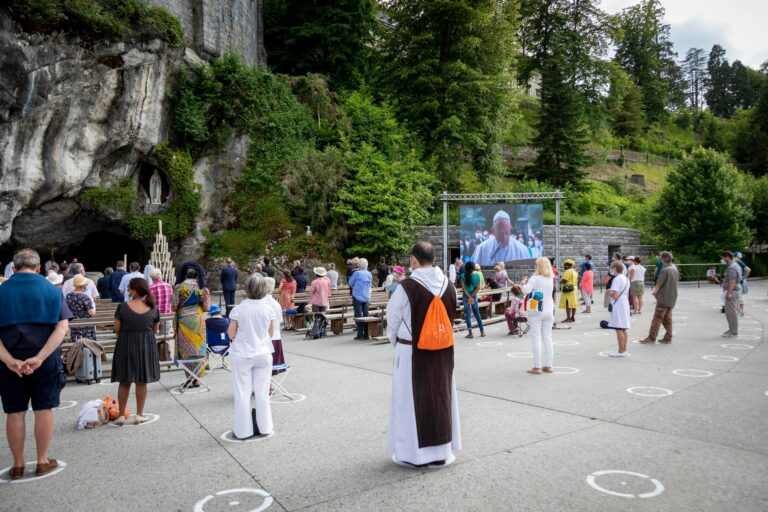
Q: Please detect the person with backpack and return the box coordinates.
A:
[386,241,460,468]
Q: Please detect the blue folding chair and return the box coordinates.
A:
[206,306,232,372]
[270,363,297,402]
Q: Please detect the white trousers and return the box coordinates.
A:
[529,316,554,368]
[231,354,273,438]
[581,289,592,308]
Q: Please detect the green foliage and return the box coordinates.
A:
[748,175,768,244]
[205,230,266,267]
[264,0,378,89]
[732,77,768,176]
[80,178,136,215]
[332,144,434,258]
[380,0,518,187]
[519,0,607,188]
[606,64,645,142]
[653,149,752,259]
[6,0,184,47]
[612,0,685,122]
[125,144,201,239]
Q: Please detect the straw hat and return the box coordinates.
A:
[314,267,327,277]
[47,272,63,286]
[72,274,88,288]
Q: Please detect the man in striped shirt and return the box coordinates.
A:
[149,269,173,314]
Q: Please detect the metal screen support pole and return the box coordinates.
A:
[555,189,561,267]
[443,191,449,272]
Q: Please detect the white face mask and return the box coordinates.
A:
[720,259,727,265]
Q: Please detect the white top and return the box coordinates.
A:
[327,270,339,289]
[522,274,554,319]
[62,277,98,300]
[448,264,457,283]
[119,271,146,301]
[472,237,529,266]
[387,266,449,344]
[609,274,631,329]
[629,264,646,283]
[229,298,275,358]
[266,295,283,341]
[4,261,14,278]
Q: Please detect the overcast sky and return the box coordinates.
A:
[601,0,768,68]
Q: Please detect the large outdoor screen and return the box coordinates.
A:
[459,204,544,267]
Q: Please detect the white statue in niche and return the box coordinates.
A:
[149,170,162,205]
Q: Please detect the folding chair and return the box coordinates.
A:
[175,355,211,393]
[270,363,298,402]
[206,333,231,371]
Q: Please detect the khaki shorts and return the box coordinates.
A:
[630,281,645,296]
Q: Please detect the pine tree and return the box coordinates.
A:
[705,44,735,117]
[681,48,707,109]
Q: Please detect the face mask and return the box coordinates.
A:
[608,270,615,277]
[720,259,726,265]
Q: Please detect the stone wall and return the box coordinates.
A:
[148,0,266,66]
[415,225,656,268]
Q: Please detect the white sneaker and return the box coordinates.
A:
[721,331,737,338]
[608,351,629,357]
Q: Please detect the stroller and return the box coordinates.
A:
[305,313,328,340]
[505,296,530,337]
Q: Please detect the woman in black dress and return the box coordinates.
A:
[111,278,160,425]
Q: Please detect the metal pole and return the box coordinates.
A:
[555,189,561,268]
[443,191,449,272]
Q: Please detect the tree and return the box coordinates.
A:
[612,0,685,122]
[264,0,378,89]
[653,148,752,259]
[380,0,518,187]
[732,76,768,176]
[681,48,707,109]
[606,64,645,142]
[750,175,768,244]
[705,44,735,117]
[519,0,607,187]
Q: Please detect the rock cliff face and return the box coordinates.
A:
[0,14,244,267]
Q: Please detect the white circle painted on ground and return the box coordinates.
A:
[29,400,78,412]
[674,323,688,327]
[584,331,611,337]
[551,366,580,374]
[552,340,580,346]
[107,413,160,427]
[392,452,456,469]
[742,320,760,325]
[672,369,714,378]
[733,335,761,340]
[194,488,273,512]
[477,341,503,347]
[99,380,117,386]
[219,431,275,444]
[270,393,307,404]
[598,351,631,357]
[170,386,210,395]
[506,352,533,359]
[675,316,689,320]
[627,387,673,397]
[721,343,754,350]
[586,470,665,499]
[0,460,67,484]
[703,355,739,362]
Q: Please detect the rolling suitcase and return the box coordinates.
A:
[76,347,102,384]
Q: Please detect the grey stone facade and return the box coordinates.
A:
[416,225,656,268]
[148,0,266,65]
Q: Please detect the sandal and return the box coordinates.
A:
[527,368,542,374]
[9,466,24,480]
[542,366,553,373]
[35,458,58,477]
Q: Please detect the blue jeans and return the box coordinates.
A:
[353,298,369,338]
[462,295,484,332]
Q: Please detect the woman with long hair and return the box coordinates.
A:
[521,257,555,374]
[460,262,485,338]
[111,278,160,425]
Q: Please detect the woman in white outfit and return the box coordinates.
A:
[227,274,275,439]
[521,257,555,374]
[607,260,631,356]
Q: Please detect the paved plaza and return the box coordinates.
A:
[1,281,767,511]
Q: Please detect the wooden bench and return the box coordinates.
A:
[355,316,386,338]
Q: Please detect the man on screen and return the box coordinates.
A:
[472,210,529,266]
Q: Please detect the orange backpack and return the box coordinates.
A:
[417,293,455,351]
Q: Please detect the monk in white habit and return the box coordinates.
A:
[386,241,461,467]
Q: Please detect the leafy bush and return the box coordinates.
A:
[80,177,136,216]
[7,0,184,47]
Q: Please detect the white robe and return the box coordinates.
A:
[386,266,461,465]
[472,237,529,266]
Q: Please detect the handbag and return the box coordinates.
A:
[562,284,575,293]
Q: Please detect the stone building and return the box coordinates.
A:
[148,0,266,65]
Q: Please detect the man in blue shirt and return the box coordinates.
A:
[108,260,127,302]
[348,257,373,340]
[0,249,72,479]
[220,258,238,314]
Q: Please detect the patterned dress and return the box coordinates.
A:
[66,292,96,341]
[173,280,208,376]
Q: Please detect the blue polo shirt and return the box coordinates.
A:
[348,269,372,302]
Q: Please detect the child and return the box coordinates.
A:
[580,266,594,314]
[504,284,526,335]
